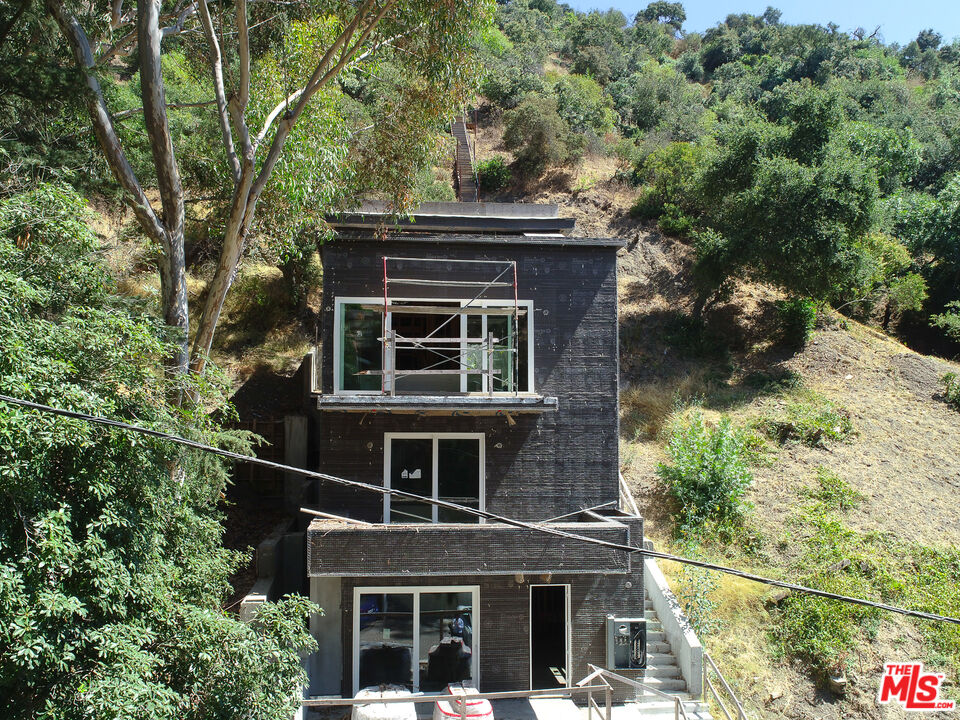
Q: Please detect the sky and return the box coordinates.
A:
[562,0,960,46]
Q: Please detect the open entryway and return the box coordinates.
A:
[529,584,570,690]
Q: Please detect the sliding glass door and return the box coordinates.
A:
[354,586,479,694]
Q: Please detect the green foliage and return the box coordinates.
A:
[609,62,709,141]
[477,156,512,192]
[0,185,317,719]
[760,396,854,447]
[657,411,754,530]
[802,467,865,512]
[775,297,818,347]
[942,372,960,410]
[670,541,723,637]
[552,74,614,135]
[773,475,960,686]
[931,301,960,341]
[503,94,584,175]
[657,202,694,236]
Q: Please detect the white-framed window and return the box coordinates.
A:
[333,296,535,395]
[384,433,484,524]
[353,585,480,694]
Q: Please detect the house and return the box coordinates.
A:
[303,201,648,698]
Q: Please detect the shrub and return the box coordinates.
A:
[657,411,753,529]
[931,301,960,342]
[477,156,511,192]
[503,94,584,176]
[629,186,663,220]
[943,372,960,410]
[761,399,854,447]
[775,297,818,347]
[657,202,694,236]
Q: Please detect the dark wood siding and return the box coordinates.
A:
[315,239,620,521]
[338,570,644,697]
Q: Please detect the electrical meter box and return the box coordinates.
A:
[606,616,647,670]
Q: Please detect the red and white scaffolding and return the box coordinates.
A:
[355,257,523,396]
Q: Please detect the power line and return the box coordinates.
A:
[2,393,958,626]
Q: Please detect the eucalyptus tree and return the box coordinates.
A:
[45,0,492,378]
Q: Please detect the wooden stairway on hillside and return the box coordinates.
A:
[452,116,478,202]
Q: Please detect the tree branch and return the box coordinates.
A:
[0,0,31,50]
[138,0,184,234]
[196,0,240,183]
[160,1,197,38]
[45,0,165,244]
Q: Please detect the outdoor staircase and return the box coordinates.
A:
[633,597,714,719]
[452,116,478,202]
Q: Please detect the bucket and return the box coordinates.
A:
[351,685,417,720]
[432,684,494,720]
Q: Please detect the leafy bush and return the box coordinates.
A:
[503,94,585,176]
[552,73,615,135]
[629,186,663,220]
[671,541,723,637]
[657,411,753,529]
[657,202,694,236]
[942,372,960,410]
[775,297,818,347]
[931,301,960,342]
[477,156,512,192]
[761,399,854,447]
[0,185,318,717]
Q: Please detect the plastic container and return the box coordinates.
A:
[351,685,417,720]
[432,684,494,720]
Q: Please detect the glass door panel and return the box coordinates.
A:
[358,593,415,690]
[341,304,382,391]
[419,591,475,692]
[437,439,480,523]
[488,315,514,392]
[389,438,434,523]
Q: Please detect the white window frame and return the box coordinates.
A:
[528,583,572,690]
[333,296,535,395]
[383,433,485,524]
[352,584,481,695]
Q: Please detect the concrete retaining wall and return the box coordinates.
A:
[642,542,703,698]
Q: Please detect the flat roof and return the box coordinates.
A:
[326,232,625,248]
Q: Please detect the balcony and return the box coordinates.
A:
[306,516,640,577]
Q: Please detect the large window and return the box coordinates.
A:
[354,586,479,694]
[334,298,533,394]
[385,434,483,523]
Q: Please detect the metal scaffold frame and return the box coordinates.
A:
[357,257,521,396]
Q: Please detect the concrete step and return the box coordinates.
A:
[634,691,692,702]
[629,702,713,719]
[634,676,687,692]
[641,664,682,678]
[646,630,666,643]
[646,640,672,654]
[645,653,678,666]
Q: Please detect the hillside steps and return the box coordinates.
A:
[452,117,478,202]
[631,598,714,719]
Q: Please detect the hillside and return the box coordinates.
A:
[474,132,960,715]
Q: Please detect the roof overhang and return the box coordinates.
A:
[316,394,558,415]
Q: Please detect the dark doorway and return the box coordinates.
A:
[530,585,568,689]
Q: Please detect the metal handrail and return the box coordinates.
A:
[703,652,749,720]
[302,682,613,720]
[579,665,691,720]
